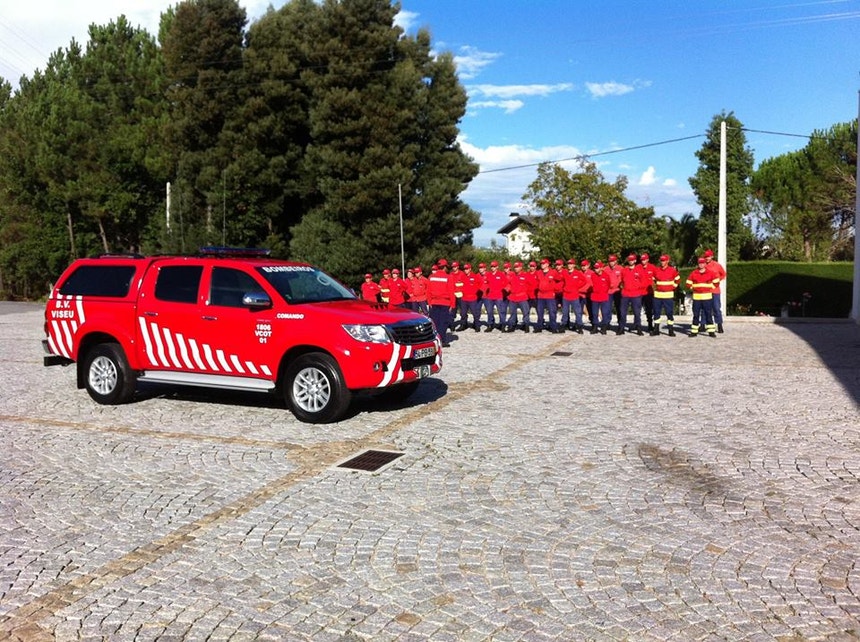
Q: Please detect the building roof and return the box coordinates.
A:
[496,214,539,235]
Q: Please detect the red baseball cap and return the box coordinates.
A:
[490,260,499,267]
[414,266,422,273]
[593,261,604,269]
[529,261,537,267]
[608,254,618,262]
[464,263,472,270]
[478,262,486,269]
[383,269,391,275]
[704,249,714,258]
[640,253,650,260]
[364,273,372,278]
[504,262,511,269]
[514,261,523,268]
[555,259,564,266]
[580,259,590,266]
[659,254,670,262]
[438,258,448,267]
[627,254,637,261]
[697,257,707,264]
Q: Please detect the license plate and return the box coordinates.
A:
[413,346,436,359]
[414,365,431,379]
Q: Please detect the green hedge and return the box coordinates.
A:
[678,262,854,318]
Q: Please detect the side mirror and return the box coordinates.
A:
[242,292,272,309]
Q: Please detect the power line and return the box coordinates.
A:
[477,134,707,175]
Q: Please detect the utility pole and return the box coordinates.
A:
[718,120,727,318]
[852,91,860,322]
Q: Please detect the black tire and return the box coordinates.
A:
[283,352,351,423]
[83,343,136,405]
[375,381,420,405]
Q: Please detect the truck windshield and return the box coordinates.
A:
[256,265,356,304]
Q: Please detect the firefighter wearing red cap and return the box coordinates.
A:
[457,263,483,331]
[526,261,539,312]
[579,258,595,324]
[618,253,649,335]
[703,249,726,332]
[606,254,622,330]
[640,253,658,331]
[504,261,532,332]
[651,254,680,336]
[409,267,429,315]
[483,260,508,332]
[428,263,456,346]
[589,261,612,334]
[378,269,392,306]
[448,261,466,329]
[535,259,563,332]
[686,257,719,337]
[561,259,590,333]
[388,268,409,308]
[360,273,381,303]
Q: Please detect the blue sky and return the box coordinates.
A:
[2,1,858,246]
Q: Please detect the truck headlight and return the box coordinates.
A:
[342,324,391,343]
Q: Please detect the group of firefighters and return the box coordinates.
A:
[360,250,726,347]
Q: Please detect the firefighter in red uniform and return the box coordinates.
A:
[387,268,409,308]
[526,261,539,313]
[361,273,381,303]
[534,259,563,332]
[561,259,590,333]
[483,261,508,332]
[378,269,392,306]
[503,261,532,332]
[458,263,482,331]
[589,261,612,334]
[640,253,658,331]
[686,257,719,337]
[605,254,622,330]
[410,267,429,315]
[448,261,466,329]
[651,254,680,336]
[703,248,726,332]
[618,253,649,335]
[428,263,456,346]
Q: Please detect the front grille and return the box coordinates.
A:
[389,320,435,345]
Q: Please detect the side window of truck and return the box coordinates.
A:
[154,266,203,304]
[210,267,265,307]
[58,265,136,297]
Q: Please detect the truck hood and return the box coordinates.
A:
[288,299,429,326]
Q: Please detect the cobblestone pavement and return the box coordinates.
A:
[1,302,859,641]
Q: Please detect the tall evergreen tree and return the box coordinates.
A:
[689,111,755,260]
[289,0,479,282]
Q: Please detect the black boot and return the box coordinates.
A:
[600,327,607,335]
[718,324,724,333]
[668,327,675,337]
[484,326,493,333]
[576,325,583,334]
[590,325,598,334]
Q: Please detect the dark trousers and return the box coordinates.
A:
[652,297,675,328]
[620,295,643,330]
[561,297,584,327]
[458,299,480,328]
[591,299,612,329]
[429,305,451,342]
[535,298,558,331]
[506,300,530,328]
[691,299,714,334]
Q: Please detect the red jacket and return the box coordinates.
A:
[686,268,719,300]
[409,275,429,302]
[652,265,680,299]
[507,271,531,302]
[589,269,611,302]
[427,270,455,307]
[361,280,381,303]
[484,269,508,299]
[388,277,407,306]
[561,269,590,299]
[619,264,650,297]
[704,259,726,294]
[536,269,563,299]
[641,261,658,293]
[605,262,622,294]
[460,272,482,301]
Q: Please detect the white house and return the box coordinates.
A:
[496,213,539,259]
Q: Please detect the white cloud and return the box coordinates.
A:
[469,100,525,114]
[468,83,575,99]
[453,45,502,80]
[638,166,658,186]
[394,9,420,32]
[585,79,652,99]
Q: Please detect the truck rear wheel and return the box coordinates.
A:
[83,343,136,405]
[283,352,351,423]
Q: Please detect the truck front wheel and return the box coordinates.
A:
[83,343,136,405]
[283,353,351,423]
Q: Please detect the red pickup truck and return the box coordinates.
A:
[42,249,441,423]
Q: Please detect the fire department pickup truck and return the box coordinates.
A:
[42,248,441,423]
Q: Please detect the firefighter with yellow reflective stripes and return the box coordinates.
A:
[685,257,720,337]
[650,254,680,336]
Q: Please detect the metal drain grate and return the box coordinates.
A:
[551,351,573,357]
[336,449,404,472]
